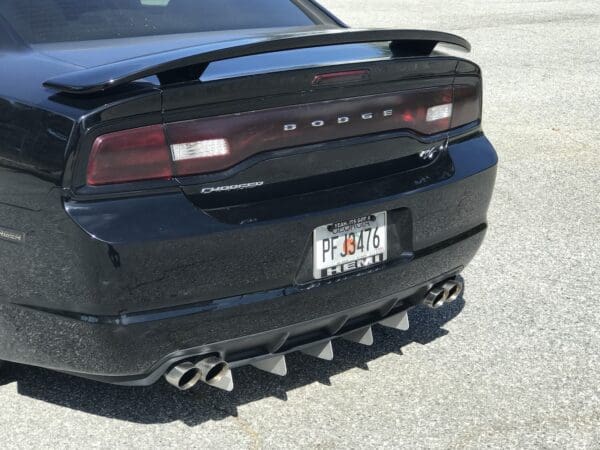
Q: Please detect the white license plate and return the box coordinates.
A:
[313,212,388,280]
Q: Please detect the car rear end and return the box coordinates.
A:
[0,1,497,388]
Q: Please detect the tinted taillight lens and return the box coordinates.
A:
[166,87,455,177]
[451,85,481,129]
[87,125,172,186]
[87,85,480,185]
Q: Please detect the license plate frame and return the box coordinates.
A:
[313,212,388,280]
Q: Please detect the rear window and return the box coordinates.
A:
[0,0,315,44]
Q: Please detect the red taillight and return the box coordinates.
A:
[165,87,456,177]
[86,85,480,186]
[451,85,481,129]
[87,125,172,186]
[312,69,371,86]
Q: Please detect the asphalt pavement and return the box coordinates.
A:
[1,1,599,448]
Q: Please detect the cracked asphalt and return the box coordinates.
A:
[1,1,599,448]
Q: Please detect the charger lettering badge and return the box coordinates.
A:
[0,227,25,244]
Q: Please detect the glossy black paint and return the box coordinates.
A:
[67,57,479,198]
[44,29,471,94]
[0,1,497,385]
[0,134,496,381]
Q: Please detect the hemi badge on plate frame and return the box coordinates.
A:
[0,227,25,244]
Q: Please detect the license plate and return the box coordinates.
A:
[313,212,388,280]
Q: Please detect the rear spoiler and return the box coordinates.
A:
[43,28,471,95]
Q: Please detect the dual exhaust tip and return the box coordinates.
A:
[165,356,232,391]
[423,278,464,309]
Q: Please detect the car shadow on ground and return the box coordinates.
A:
[0,298,465,426]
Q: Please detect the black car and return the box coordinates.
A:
[0,0,497,391]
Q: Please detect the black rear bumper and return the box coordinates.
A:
[0,135,497,385]
[0,228,482,385]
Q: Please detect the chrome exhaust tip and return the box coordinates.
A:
[424,286,449,309]
[442,279,464,304]
[424,278,464,309]
[195,357,234,391]
[165,357,233,391]
[164,361,202,391]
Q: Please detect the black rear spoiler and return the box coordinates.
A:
[43,28,471,95]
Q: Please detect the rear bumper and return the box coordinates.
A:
[0,134,497,384]
[0,229,482,385]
